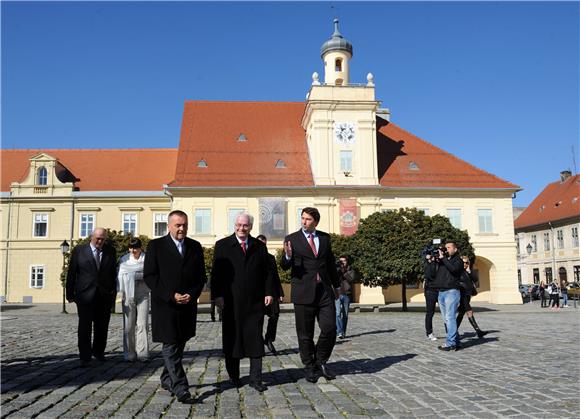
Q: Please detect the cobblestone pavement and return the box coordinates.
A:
[1,302,579,418]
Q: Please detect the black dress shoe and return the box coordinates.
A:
[79,359,92,368]
[177,391,194,404]
[93,354,105,362]
[265,340,277,355]
[249,381,267,392]
[230,377,243,388]
[304,368,319,383]
[318,364,336,380]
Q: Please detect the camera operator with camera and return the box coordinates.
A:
[430,240,464,351]
[422,247,439,341]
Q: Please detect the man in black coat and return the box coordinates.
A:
[281,207,340,383]
[256,234,285,355]
[211,212,274,392]
[144,210,206,403]
[66,227,117,367]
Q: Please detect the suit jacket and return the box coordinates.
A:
[280,230,339,305]
[66,243,117,305]
[144,234,206,344]
[211,234,274,358]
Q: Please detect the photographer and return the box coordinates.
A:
[335,256,355,339]
[431,241,463,351]
[423,253,439,341]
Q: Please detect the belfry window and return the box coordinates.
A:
[335,58,342,72]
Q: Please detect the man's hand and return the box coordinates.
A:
[174,293,191,304]
[265,296,273,306]
[334,288,340,300]
[283,240,293,259]
[279,296,284,302]
[215,297,224,310]
[437,249,444,259]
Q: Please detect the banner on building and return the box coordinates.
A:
[258,198,287,240]
[339,199,359,236]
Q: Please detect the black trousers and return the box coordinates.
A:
[294,282,336,370]
[225,356,262,383]
[161,341,189,396]
[264,300,280,342]
[424,288,439,335]
[76,291,113,361]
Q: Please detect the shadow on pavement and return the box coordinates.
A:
[343,329,396,339]
[0,304,35,312]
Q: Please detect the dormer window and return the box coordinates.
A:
[275,159,286,169]
[36,167,48,185]
[237,134,247,142]
[335,58,342,72]
[408,161,420,170]
[197,159,208,168]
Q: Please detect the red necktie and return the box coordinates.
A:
[308,234,318,257]
[241,241,246,254]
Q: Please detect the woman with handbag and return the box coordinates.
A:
[456,256,488,339]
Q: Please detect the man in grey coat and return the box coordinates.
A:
[144,210,206,403]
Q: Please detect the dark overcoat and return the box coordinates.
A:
[66,243,117,305]
[280,230,340,305]
[211,234,274,358]
[144,235,206,344]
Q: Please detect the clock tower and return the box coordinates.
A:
[302,19,380,186]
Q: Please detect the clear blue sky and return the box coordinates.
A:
[2,1,578,207]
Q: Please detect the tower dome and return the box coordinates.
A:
[320,19,353,58]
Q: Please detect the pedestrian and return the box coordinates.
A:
[118,237,150,362]
[549,281,560,311]
[539,281,547,308]
[456,256,488,339]
[281,207,340,383]
[66,227,117,367]
[211,213,274,392]
[144,210,207,404]
[423,253,439,341]
[256,234,285,356]
[561,279,569,308]
[335,255,355,339]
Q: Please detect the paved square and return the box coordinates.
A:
[1,302,579,418]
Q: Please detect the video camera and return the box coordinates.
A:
[420,238,447,260]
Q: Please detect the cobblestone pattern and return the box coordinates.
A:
[1,302,579,418]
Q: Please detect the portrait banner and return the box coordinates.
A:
[339,198,359,236]
[258,198,287,240]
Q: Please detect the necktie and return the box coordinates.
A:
[177,242,183,256]
[94,248,101,269]
[308,234,318,257]
[241,241,246,254]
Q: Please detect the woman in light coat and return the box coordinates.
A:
[118,238,150,361]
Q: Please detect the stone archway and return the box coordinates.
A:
[472,255,495,303]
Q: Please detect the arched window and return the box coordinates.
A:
[335,58,342,72]
[36,167,48,185]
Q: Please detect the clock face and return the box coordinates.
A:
[334,122,356,144]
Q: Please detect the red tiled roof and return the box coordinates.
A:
[170,101,313,187]
[0,149,177,192]
[377,121,519,189]
[514,174,580,229]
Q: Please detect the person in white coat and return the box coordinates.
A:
[118,238,150,362]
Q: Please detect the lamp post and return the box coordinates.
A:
[60,240,70,314]
[525,243,533,303]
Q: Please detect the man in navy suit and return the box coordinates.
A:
[281,207,340,382]
[66,227,117,367]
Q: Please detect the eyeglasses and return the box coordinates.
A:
[235,224,251,229]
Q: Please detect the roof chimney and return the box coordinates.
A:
[560,170,572,182]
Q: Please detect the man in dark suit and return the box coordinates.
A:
[256,234,285,355]
[66,227,117,367]
[211,212,273,392]
[144,210,206,404]
[281,207,340,383]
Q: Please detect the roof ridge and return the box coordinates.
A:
[184,100,305,105]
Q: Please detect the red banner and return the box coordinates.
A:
[339,199,359,236]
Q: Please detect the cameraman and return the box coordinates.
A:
[423,254,438,341]
[431,241,463,351]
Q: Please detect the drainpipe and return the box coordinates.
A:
[3,193,13,302]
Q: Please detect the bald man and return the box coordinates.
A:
[66,228,117,367]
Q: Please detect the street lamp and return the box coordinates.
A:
[60,240,70,314]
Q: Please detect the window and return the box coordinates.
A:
[533,268,539,283]
[545,267,553,282]
[153,213,168,237]
[122,213,137,235]
[543,232,551,251]
[531,234,537,252]
[195,209,211,235]
[556,229,564,249]
[572,227,579,248]
[447,209,462,229]
[228,208,245,233]
[36,167,48,185]
[574,266,580,282]
[80,213,95,238]
[33,213,48,237]
[296,207,303,229]
[335,58,342,71]
[340,151,352,173]
[30,265,45,288]
[517,269,521,285]
[477,209,493,233]
[516,237,520,254]
[417,208,430,216]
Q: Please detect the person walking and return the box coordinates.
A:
[118,237,150,362]
[335,255,355,339]
[561,279,569,308]
[281,207,340,382]
[66,227,117,367]
[549,281,560,311]
[539,281,547,308]
[211,213,274,392]
[456,256,488,339]
[144,210,207,404]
